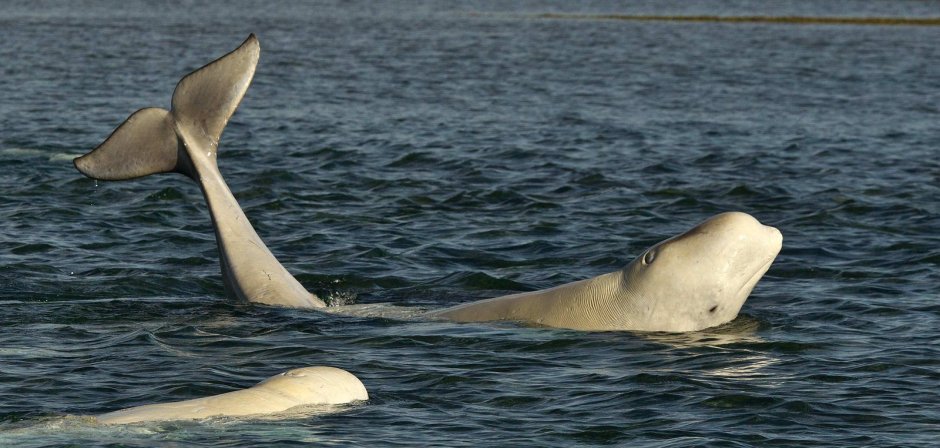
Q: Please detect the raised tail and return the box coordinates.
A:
[74,35,325,309]
[74,34,260,180]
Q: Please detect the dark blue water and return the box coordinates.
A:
[2,1,939,446]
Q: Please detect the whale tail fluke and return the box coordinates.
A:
[74,107,178,180]
[74,34,260,181]
[72,34,325,309]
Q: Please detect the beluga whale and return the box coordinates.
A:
[433,212,782,332]
[74,35,782,333]
[97,366,368,424]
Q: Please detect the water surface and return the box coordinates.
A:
[1,1,939,446]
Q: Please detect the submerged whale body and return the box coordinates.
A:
[75,35,782,333]
[97,366,368,424]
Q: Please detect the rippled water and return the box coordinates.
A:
[2,1,939,446]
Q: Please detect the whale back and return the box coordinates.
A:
[96,366,368,424]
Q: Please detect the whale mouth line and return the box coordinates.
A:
[736,256,776,298]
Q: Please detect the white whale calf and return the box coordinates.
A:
[434,212,782,332]
[97,366,368,424]
[75,35,781,333]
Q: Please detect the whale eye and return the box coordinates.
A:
[642,250,656,265]
[708,305,718,313]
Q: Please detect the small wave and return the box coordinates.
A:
[700,393,781,409]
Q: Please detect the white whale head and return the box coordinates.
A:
[436,211,781,333]
[253,366,369,405]
[616,211,782,332]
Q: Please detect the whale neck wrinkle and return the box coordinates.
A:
[582,269,643,329]
[436,269,636,330]
[512,269,639,330]
[180,130,325,309]
[544,269,643,330]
